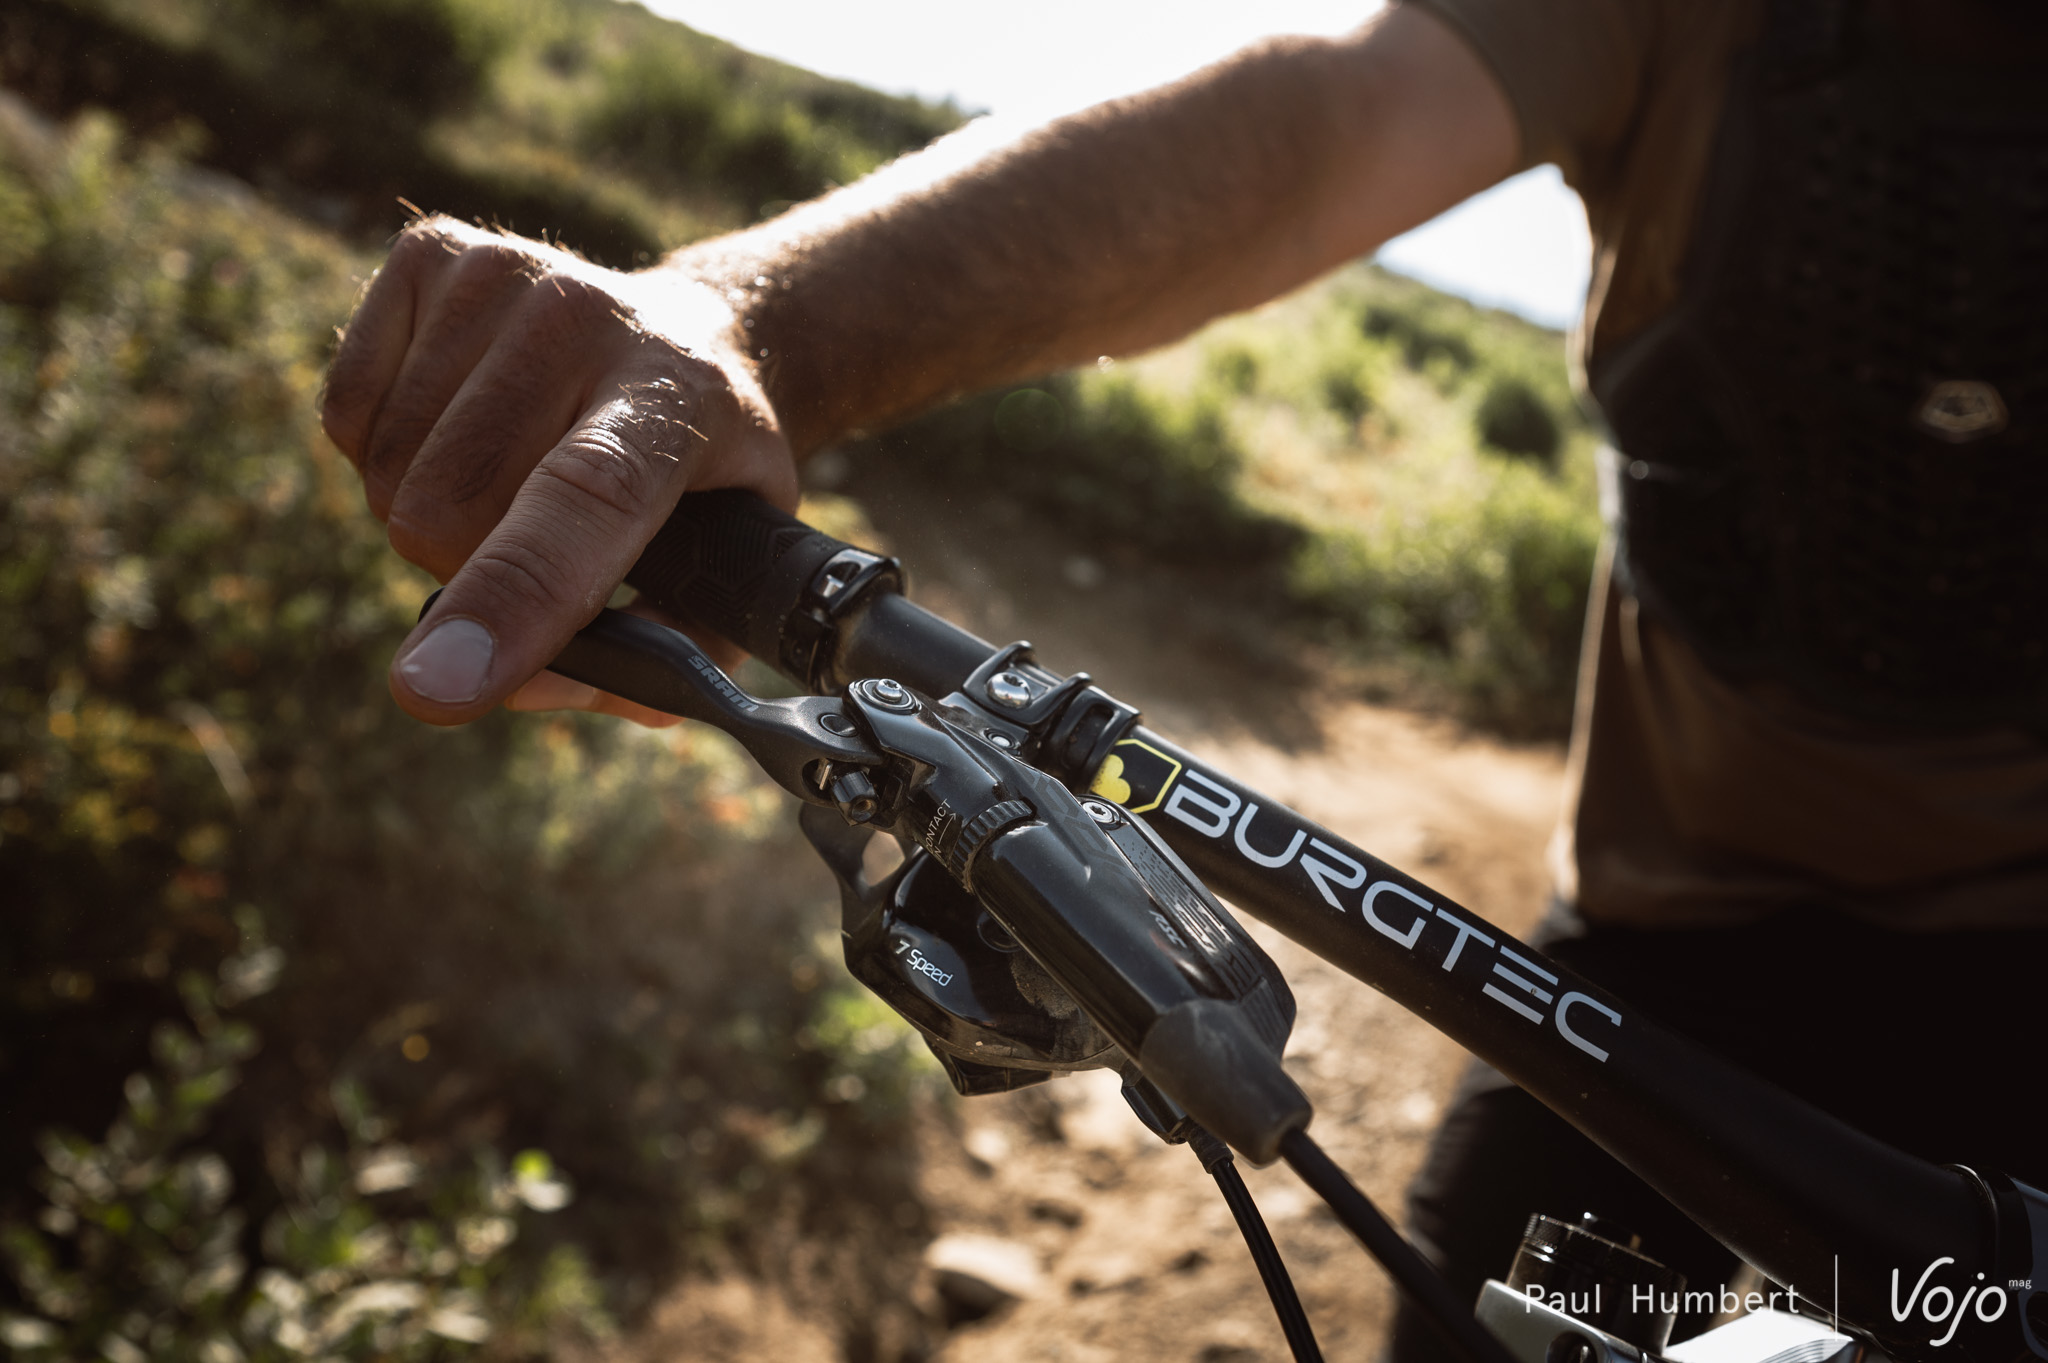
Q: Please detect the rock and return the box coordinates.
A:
[925,1233,1045,1321]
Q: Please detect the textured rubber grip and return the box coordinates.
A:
[624,490,850,667]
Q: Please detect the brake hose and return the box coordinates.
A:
[1283,1128,1520,1363]
[1190,1129,1325,1363]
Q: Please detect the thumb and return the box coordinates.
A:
[388,372,789,724]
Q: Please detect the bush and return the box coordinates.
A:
[0,923,594,1361]
[1476,373,1562,464]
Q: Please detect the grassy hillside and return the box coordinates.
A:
[864,267,1599,735]
[3,0,964,259]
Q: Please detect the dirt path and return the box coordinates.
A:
[610,477,1569,1361]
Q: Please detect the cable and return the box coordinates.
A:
[1279,1128,1520,1363]
[1190,1130,1325,1363]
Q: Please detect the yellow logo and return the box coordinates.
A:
[1089,754,1134,805]
[1086,740,1181,814]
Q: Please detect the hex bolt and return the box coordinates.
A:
[863,678,918,712]
[986,670,1033,709]
[1080,799,1121,826]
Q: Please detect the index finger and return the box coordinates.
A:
[385,353,793,724]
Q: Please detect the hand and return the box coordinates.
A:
[321,217,798,726]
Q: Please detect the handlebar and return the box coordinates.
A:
[604,490,2041,1363]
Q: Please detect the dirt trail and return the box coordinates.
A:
[613,478,1569,1361]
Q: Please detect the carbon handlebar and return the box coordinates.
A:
[614,489,2040,1363]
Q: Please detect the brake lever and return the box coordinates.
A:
[436,598,883,806]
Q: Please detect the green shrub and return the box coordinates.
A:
[1476,373,1562,464]
[1362,300,1477,376]
[0,924,594,1362]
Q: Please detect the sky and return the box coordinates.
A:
[639,0,1592,329]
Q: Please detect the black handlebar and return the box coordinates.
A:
[601,488,2037,1363]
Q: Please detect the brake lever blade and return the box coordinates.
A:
[542,606,882,803]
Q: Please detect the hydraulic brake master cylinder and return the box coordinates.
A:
[805,674,1312,1164]
[537,604,1313,1164]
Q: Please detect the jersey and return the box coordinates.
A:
[1406,0,2048,927]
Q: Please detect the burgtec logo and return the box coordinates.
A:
[1893,1258,2009,1347]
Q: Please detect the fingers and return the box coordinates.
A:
[323,219,595,524]
[386,356,776,724]
[324,219,480,466]
[382,310,598,581]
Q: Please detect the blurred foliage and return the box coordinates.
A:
[863,371,1304,572]
[864,268,1599,735]
[0,108,937,1353]
[1476,372,1562,465]
[0,922,596,1361]
[1,0,962,261]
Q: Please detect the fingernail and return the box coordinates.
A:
[397,617,494,704]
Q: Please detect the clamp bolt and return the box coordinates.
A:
[986,670,1033,709]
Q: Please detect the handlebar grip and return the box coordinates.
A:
[625,489,852,669]
[627,490,1000,696]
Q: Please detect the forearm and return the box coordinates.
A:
[670,6,1512,455]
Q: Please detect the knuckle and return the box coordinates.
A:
[536,425,672,523]
[467,538,587,620]
[392,215,469,260]
[520,274,621,349]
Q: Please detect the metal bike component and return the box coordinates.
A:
[832,680,1312,1161]
[802,803,1116,1093]
[986,669,1034,709]
[1081,799,1121,827]
[859,677,919,712]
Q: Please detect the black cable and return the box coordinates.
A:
[1190,1130,1324,1363]
[1279,1127,1519,1363]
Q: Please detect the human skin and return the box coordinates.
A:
[319,2,1516,727]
